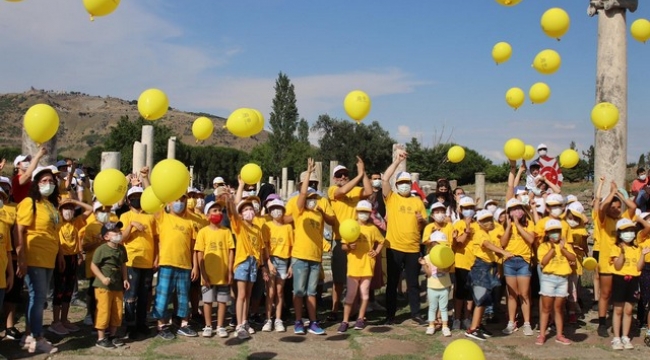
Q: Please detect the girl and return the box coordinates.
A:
[452,196,479,331]
[536,219,576,346]
[337,200,384,333]
[421,231,452,337]
[609,218,650,350]
[565,201,589,324]
[636,213,650,339]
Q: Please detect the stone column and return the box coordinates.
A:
[189,165,194,188]
[281,167,288,199]
[269,176,275,191]
[141,125,154,168]
[287,180,295,197]
[315,161,323,192]
[329,160,339,188]
[167,137,176,159]
[132,141,145,174]
[100,152,121,171]
[390,144,407,191]
[411,172,420,184]
[475,172,486,207]
[21,129,57,166]
[449,180,458,191]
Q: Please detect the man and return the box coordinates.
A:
[55,160,79,201]
[205,177,226,204]
[326,158,372,320]
[382,149,427,325]
[534,143,563,188]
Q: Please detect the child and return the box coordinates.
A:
[195,200,235,338]
[636,213,650,339]
[337,200,384,333]
[536,219,576,346]
[565,201,589,324]
[609,218,650,350]
[452,196,479,331]
[90,221,129,349]
[420,231,452,337]
[261,199,293,332]
[0,187,15,315]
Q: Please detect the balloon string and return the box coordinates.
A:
[90,15,95,22]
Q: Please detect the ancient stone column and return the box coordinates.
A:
[167,137,176,160]
[287,180,295,197]
[101,152,121,171]
[21,129,57,166]
[132,141,145,174]
[141,125,154,168]
[329,160,339,188]
[411,172,420,184]
[475,172,486,208]
[281,167,288,199]
[315,161,323,192]
[189,165,194,188]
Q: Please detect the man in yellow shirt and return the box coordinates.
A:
[381,149,427,325]
[327,157,373,320]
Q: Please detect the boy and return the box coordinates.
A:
[91,221,129,349]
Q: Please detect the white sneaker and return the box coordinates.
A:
[216,327,228,338]
[426,326,435,335]
[621,336,634,350]
[611,337,624,350]
[274,319,286,332]
[30,338,58,354]
[20,335,35,350]
[236,326,250,340]
[262,319,273,332]
[522,322,534,336]
[202,326,213,338]
[83,314,94,326]
[442,327,452,337]
[502,321,517,335]
[245,322,255,334]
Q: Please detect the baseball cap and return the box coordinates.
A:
[427,231,448,243]
[356,200,372,212]
[506,198,523,210]
[476,209,493,222]
[459,196,476,207]
[545,219,562,231]
[484,199,498,208]
[31,165,57,181]
[494,207,505,221]
[332,165,348,176]
[212,176,225,185]
[0,176,11,188]
[203,200,225,215]
[187,187,199,194]
[55,160,68,169]
[127,186,143,198]
[264,193,281,204]
[396,171,412,183]
[430,202,446,211]
[616,218,635,231]
[545,194,564,206]
[93,201,105,212]
[514,186,528,195]
[529,160,540,169]
[101,221,123,237]
[299,171,319,184]
[566,201,584,217]
[13,155,31,167]
[236,199,254,213]
[638,212,650,221]
[566,194,578,204]
[537,143,548,151]
[266,199,285,211]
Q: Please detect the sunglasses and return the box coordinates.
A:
[334,172,349,179]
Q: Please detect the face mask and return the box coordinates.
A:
[252,201,261,214]
[519,195,529,205]
[397,183,411,196]
[196,198,205,209]
[96,211,109,224]
[209,213,223,225]
[620,231,636,243]
[172,201,186,214]
[567,219,579,228]
[511,209,524,219]
[433,213,446,223]
[242,209,255,221]
[550,208,563,218]
[372,179,382,188]
[462,209,475,219]
[486,205,497,214]
[306,199,317,210]
[186,198,197,210]
[270,209,283,220]
[59,171,68,178]
[62,209,74,221]
[548,233,560,242]
[246,190,256,197]
[531,187,542,196]
[538,150,547,157]
[640,175,647,181]
[129,198,141,209]
[110,234,123,244]
[39,183,55,196]
[358,213,370,222]
[20,162,30,171]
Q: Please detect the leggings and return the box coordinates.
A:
[427,287,450,323]
[53,255,78,306]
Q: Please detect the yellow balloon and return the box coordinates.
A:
[344,90,372,121]
[240,163,263,185]
[249,109,265,136]
[559,149,580,168]
[5,0,24,2]
[192,117,214,141]
[443,339,486,360]
[504,138,526,160]
[429,245,454,268]
[523,144,536,161]
[582,257,598,271]
[532,49,561,75]
[492,42,512,65]
[447,146,466,163]
[505,87,525,110]
[631,19,650,43]
[494,0,521,6]
[225,108,258,137]
[83,0,120,20]
[591,102,619,130]
[138,88,169,121]
[93,169,128,205]
[340,219,361,243]
[141,186,165,214]
[150,159,190,203]
[529,82,551,104]
[541,7,570,40]
[24,104,60,144]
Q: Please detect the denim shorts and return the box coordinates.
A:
[539,272,569,297]
[291,258,321,297]
[271,256,290,280]
[503,257,532,277]
[233,256,258,283]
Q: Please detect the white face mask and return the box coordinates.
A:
[620,231,636,243]
[548,233,560,242]
[242,209,255,221]
[640,175,647,181]
[39,183,55,196]
[252,201,261,214]
[433,213,446,223]
[550,208,563,218]
[59,171,68,178]
[462,209,475,219]
[357,212,370,222]
[62,209,74,221]
[306,199,317,210]
[96,211,110,224]
[531,187,542,196]
[397,183,411,196]
[20,161,30,171]
[519,195,530,205]
[372,179,382,188]
[110,234,123,244]
[567,219,579,228]
[538,150,547,157]
[195,198,205,209]
[270,209,283,220]
[486,205,497,214]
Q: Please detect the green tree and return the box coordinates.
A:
[486,162,511,183]
[297,118,309,144]
[267,72,300,175]
[638,153,646,169]
[582,145,595,180]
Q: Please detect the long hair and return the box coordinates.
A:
[257,183,276,206]
[28,170,60,209]
[507,206,529,227]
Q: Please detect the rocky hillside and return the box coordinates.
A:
[0,89,268,159]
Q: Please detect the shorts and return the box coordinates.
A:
[95,288,123,330]
[201,285,230,303]
[234,256,258,283]
[251,270,266,300]
[331,240,348,284]
[271,256,289,280]
[503,256,532,277]
[291,258,320,297]
[611,274,639,303]
[539,273,569,298]
[454,268,472,301]
[592,250,600,262]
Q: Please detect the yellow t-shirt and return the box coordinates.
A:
[384,192,426,253]
[156,212,197,270]
[537,241,576,276]
[591,209,600,252]
[534,217,570,244]
[230,214,264,268]
[188,211,209,231]
[596,211,631,274]
[422,221,455,272]
[342,223,385,277]
[285,195,334,225]
[0,203,16,252]
[58,217,86,255]
[638,234,650,263]
[262,221,294,259]
[609,244,642,277]
[0,207,13,289]
[452,220,479,270]
[80,221,103,278]
[119,211,157,269]
[503,222,535,263]
[291,206,325,263]
[16,198,59,269]
[568,226,589,276]
[425,255,452,289]
[194,226,235,285]
[470,227,502,264]
[328,186,364,239]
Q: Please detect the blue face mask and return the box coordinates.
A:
[172,201,186,214]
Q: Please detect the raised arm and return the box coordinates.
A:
[19,147,47,185]
[297,158,314,212]
[140,167,150,189]
[505,160,519,200]
[234,176,246,204]
[382,149,407,197]
[334,157,365,198]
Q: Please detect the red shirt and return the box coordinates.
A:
[632,178,649,194]
[11,174,30,203]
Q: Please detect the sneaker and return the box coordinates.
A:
[177,325,198,337]
[236,326,250,340]
[462,319,472,330]
[426,326,435,335]
[598,324,609,338]
[502,321,518,335]
[228,318,237,329]
[568,313,578,324]
[555,335,571,345]
[479,326,493,338]
[621,336,634,350]
[31,338,58,354]
[308,321,326,335]
[202,326,214,338]
[302,318,311,327]
[5,327,23,340]
[294,321,306,335]
[62,322,80,333]
[110,336,125,347]
[354,318,365,330]
[244,322,255,334]
[48,322,70,336]
[262,319,273,332]
[442,327,452,337]
[464,329,487,341]
[535,334,545,346]
[157,327,175,340]
[337,322,349,334]
[83,314,94,326]
[96,338,115,350]
[274,319,286,332]
[411,316,427,326]
[611,337,623,350]
[70,299,87,307]
[20,335,35,350]
[452,319,461,330]
[216,327,228,338]
[522,322,534,336]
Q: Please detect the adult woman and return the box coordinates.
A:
[16,166,61,354]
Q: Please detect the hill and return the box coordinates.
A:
[0,89,268,159]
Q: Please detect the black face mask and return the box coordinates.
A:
[130,198,142,209]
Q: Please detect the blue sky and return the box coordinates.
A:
[1,0,649,163]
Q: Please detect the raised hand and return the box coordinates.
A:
[356,156,365,174]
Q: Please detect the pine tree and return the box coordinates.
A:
[268,72,299,174]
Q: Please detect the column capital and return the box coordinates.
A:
[588,0,638,17]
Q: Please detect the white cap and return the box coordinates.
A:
[430,202,446,211]
[476,209,493,221]
[459,196,476,207]
[204,200,225,215]
[332,165,348,175]
[616,218,636,231]
[356,200,373,212]
[566,201,584,216]
[93,201,104,212]
[427,231,448,243]
[395,171,412,183]
[537,143,548,151]
[299,171,319,183]
[213,176,225,185]
[506,198,523,210]
[13,155,30,167]
[31,165,58,181]
[266,199,285,210]
[0,176,11,188]
[515,186,527,196]
[545,219,562,231]
[545,193,564,206]
[484,199,497,208]
[187,187,199,194]
[566,194,578,204]
[494,207,505,220]
[127,186,143,198]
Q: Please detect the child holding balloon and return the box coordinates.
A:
[635,214,650,340]
[420,231,452,337]
[337,200,384,333]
